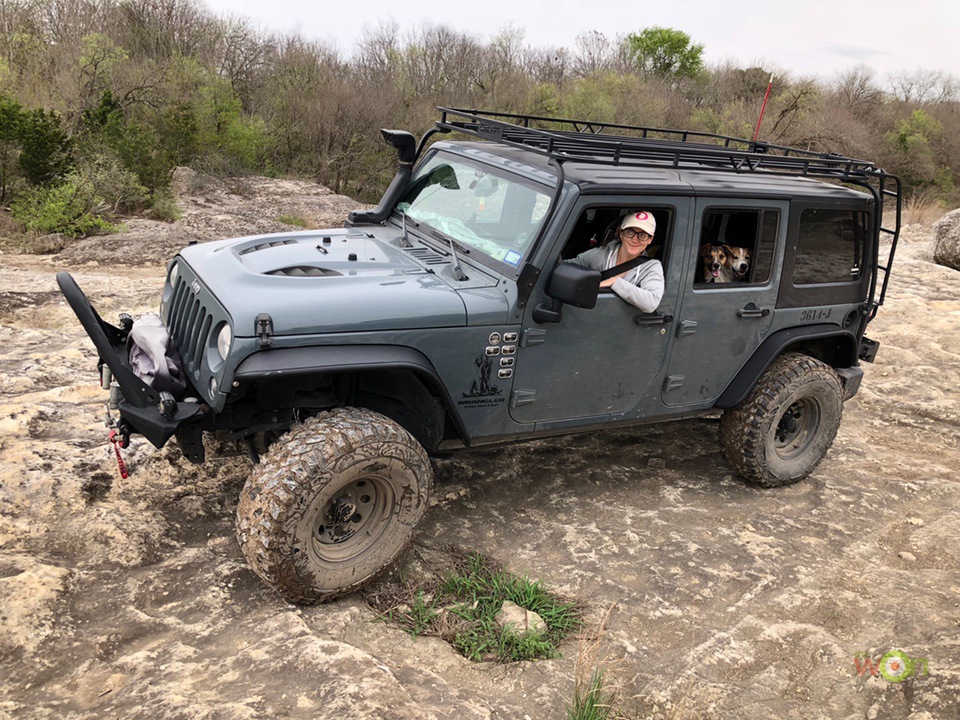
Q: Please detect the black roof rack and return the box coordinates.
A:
[436,107,891,183]
[434,107,902,320]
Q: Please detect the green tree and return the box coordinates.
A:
[18,108,72,186]
[0,94,25,202]
[626,26,705,81]
[888,109,946,191]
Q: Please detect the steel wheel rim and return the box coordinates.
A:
[309,475,394,563]
[773,397,820,460]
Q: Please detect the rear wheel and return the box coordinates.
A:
[236,407,432,604]
[719,353,843,487]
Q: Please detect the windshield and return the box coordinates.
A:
[396,152,552,268]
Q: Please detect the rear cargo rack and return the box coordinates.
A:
[435,107,902,319]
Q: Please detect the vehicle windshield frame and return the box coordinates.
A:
[391,149,553,277]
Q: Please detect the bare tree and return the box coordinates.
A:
[888,69,958,104]
[573,30,613,77]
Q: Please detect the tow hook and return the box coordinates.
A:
[108,428,130,479]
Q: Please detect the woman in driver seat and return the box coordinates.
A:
[570,210,664,313]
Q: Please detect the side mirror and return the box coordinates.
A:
[546,262,600,309]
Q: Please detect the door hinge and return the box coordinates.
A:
[676,320,697,337]
[663,375,684,392]
[521,328,547,347]
[511,389,537,407]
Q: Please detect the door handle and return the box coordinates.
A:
[737,303,770,318]
[634,313,673,326]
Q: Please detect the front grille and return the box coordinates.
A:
[168,277,213,370]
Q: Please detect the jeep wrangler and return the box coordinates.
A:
[57,108,902,603]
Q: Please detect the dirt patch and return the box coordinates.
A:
[0,183,958,719]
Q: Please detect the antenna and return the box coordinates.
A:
[752,74,774,143]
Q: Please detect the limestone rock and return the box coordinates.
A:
[932,208,960,270]
[494,601,546,634]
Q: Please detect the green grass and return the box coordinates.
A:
[366,551,581,663]
[276,213,309,227]
[566,669,614,720]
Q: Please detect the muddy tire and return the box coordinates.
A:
[719,353,843,488]
[236,407,432,604]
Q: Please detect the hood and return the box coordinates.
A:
[177,228,468,336]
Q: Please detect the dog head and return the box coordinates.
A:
[699,244,728,282]
[725,245,751,281]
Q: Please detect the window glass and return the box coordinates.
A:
[560,207,673,268]
[694,208,778,285]
[395,152,551,268]
[794,209,869,285]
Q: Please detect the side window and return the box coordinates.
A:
[694,208,778,286]
[561,206,673,269]
[794,209,869,285]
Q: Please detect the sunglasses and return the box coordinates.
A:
[620,227,651,239]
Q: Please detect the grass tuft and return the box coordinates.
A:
[566,668,614,720]
[366,551,581,663]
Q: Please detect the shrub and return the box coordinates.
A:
[147,187,182,222]
[11,173,116,237]
[74,144,150,214]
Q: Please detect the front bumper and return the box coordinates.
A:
[57,272,205,460]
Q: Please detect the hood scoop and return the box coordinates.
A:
[239,238,298,255]
[267,266,343,277]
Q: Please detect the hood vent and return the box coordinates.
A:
[267,266,343,277]
[403,246,448,266]
[240,239,298,255]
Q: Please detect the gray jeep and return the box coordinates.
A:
[57,108,902,603]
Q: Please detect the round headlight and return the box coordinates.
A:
[168,261,179,288]
[216,324,232,361]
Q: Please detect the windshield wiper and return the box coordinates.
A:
[430,229,469,281]
[396,210,412,248]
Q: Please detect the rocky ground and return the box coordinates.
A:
[0,177,958,719]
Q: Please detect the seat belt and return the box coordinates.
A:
[600,254,653,281]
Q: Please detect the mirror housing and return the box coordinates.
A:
[546,262,600,309]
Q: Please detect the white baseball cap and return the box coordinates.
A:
[621,210,656,236]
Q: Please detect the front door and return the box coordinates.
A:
[509,198,689,426]
[662,199,786,407]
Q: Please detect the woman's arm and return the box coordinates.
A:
[610,261,664,313]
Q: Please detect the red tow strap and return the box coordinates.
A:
[109,429,129,479]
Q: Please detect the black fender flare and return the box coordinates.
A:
[715,324,859,409]
[233,344,469,443]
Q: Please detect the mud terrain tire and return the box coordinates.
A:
[719,353,843,487]
[236,407,432,604]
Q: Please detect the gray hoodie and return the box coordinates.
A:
[570,242,665,313]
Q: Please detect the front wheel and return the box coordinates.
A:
[719,353,843,487]
[236,407,432,604]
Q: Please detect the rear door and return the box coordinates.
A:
[662,198,786,407]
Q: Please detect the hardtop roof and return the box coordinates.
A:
[434,140,872,202]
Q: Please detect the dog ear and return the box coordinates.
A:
[721,244,734,257]
[699,244,712,258]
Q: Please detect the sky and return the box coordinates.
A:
[200,0,959,82]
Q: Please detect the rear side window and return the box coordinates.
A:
[794,209,869,285]
[694,208,778,286]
